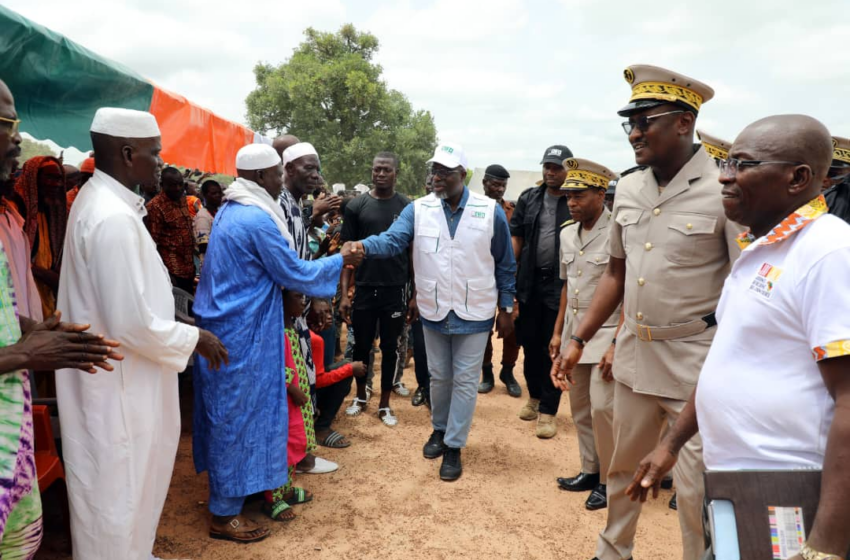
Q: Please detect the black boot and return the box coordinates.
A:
[669,492,677,510]
[478,363,495,393]
[499,366,522,398]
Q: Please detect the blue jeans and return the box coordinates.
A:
[422,328,489,448]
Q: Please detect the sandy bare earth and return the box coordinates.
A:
[36,337,681,560]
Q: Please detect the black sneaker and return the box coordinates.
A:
[439,447,462,481]
[423,430,446,459]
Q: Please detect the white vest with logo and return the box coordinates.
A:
[413,191,498,322]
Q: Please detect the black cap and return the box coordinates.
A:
[540,145,573,166]
[484,164,510,179]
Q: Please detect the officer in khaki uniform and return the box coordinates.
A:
[553,65,743,560]
[549,158,621,512]
[825,136,850,222]
[696,129,731,163]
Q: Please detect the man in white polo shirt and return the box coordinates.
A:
[626,114,850,560]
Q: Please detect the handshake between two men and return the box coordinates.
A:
[340,241,366,269]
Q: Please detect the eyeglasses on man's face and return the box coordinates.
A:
[428,165,460,179]
[0,116,20,138]
[621,110,684,135]
[718,157,803,179]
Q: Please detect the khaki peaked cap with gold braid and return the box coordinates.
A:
[832,136,850,165]
[619,64,714,117]
[560,158,617,191]
[696,129,732,161]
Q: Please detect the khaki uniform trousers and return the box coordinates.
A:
[568,364,615,483]
[596,381,705,560]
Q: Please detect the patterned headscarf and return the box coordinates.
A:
[14,156,67,270]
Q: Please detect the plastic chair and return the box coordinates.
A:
[33,404,71,546]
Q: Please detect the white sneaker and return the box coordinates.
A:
[296,456,338,474]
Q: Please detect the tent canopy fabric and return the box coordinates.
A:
[0,5,253,175]
[467,167,542,203]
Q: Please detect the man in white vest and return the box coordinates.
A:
[357,142,516,481]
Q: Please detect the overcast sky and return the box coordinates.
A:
[9,0,850,176]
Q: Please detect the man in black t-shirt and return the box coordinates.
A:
[340,152,412,427]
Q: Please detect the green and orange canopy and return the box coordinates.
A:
[0,5,257,175]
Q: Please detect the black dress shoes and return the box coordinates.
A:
[557,472,600,492]
[423,430,446,459]
[478,364,495,393]
[585,484,607,510]
[499,367,522,398]
[439,447,462,481]
[668,492,677,510]
[411,386,426,407]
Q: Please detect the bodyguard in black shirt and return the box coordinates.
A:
[340,152,412,427]
[511,145,573,439]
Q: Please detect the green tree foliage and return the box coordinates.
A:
[246,25,437,196]
[20,137,56,162]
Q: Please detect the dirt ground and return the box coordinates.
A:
[36,337,681,560]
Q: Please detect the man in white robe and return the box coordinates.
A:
[56,108,228,560]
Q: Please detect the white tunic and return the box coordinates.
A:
[56,170,199,560]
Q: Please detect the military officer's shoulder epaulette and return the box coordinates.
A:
[619,165,647,178]
[560,219,576,229]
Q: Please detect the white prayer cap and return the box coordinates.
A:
[427,142,468,171]
[90,108,161,138]
[282,142,320,167]
[236,143,281,171]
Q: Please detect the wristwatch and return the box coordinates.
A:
[500,306,514,314]
[801,544,844,560]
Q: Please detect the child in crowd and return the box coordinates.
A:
[308,298,365,448]
[264,290,316,521]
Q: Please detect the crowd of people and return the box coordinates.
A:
[0,60,847,560]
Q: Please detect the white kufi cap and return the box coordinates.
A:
[236,143,282,171]
[282,142,320,167]
[90,108,161,138]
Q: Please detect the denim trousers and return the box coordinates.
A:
[422,328,490,448]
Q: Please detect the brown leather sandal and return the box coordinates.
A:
[209,515,270,543]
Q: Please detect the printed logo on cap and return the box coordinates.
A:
[442,146,455,154]
[548,148,562,157]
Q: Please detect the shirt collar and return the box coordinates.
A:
[93,169,147,216]
[735,194,828,250]
[441,186,470,213]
